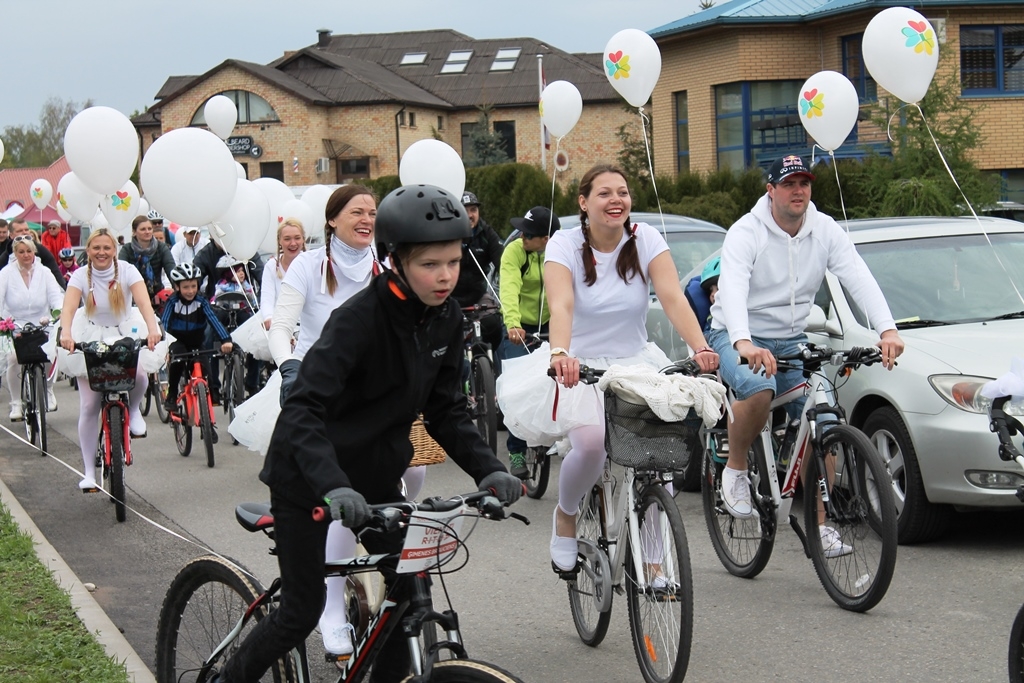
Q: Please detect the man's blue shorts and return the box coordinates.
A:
[707,328,807,402]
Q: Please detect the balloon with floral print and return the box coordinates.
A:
[603,29,662,108]
[862,7,939,104]
[798,71,860,152]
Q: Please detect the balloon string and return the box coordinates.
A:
[528,137,564,346]
[828,149,850,232]
[638,107,667,242]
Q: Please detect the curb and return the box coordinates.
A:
[0,475,157,683]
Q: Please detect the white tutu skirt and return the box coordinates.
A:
[228,369,282,455]
[57,307,169,378]
[496,341,672,447]
[231,314,274,362]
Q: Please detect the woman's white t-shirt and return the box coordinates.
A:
[544,222,668,359]
[67,261,143,327]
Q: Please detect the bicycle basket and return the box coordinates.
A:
[603,389,702,471]
[81,338,142,393]
[13,328,49,364]
[409,416,447,466]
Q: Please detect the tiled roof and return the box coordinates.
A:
[0,157,71,216]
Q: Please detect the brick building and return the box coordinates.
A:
[649,0,1024,201]
[133,29,634,188]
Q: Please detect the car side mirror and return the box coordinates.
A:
[806,304,842,336]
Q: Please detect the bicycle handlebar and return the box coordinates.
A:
[739,343,883,373]
[546,357,703,385]
[169,348,224,361]
[73,338,144,353]
[312,490,519,527]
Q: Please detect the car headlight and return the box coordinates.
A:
[928,375,1020,414]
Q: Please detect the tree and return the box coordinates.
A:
[699,0,716,8]
[1,97,92,169]
[465,105,510,168]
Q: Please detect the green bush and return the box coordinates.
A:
[880,178,957,216]
[666,192,740,228]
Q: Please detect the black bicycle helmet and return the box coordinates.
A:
[170,263,202,283]
[375,184,471,256]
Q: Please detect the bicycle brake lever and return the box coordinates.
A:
[508,512,530,526]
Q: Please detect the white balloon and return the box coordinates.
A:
[210,179,270,262]
[204,95,238,140]
[56,202,72,224]
[100,180,141,234]
[57,172,102,222]
[89,209,111,233]
[541,81,583,139]
[30,178,53,210]
[863,7,939,104]
[63,106,139,195]
[136,197,150,219]
[0,138,5,165]
[235,162,246,179]
[141,128,238,227]
[604,29,662,108]
[253,177,299,252]
[399,140,465,199]
[301,184,333,227]
[798,71,860,152]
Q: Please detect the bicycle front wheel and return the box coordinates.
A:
[471,356,497,454]
[701,436,774,578]
[197,383,215,468]
[155,555,295,683]
[803,424,897,612]
[523,446,550,499]
[567,486,612,647]
[141,373,153,415]
[21,367,39,449]
[401,659,525,683]
[1009,602,1024,683]
[153,372,170,424]
[108,406,127,523]
[625,484,693,683]
[35,366,47,455]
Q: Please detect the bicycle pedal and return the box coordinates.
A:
[552,561,580,580]
[80,486,101,494]
[324,652,352,664]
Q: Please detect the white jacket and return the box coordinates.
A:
[710,193,896,345]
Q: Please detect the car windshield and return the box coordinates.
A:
[855,232,1024,324]
[665,231,726,278]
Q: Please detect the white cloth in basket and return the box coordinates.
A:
[231,314,274,362]
[57,307,168,377]
[228,369,282,455]
[596,364,726,428]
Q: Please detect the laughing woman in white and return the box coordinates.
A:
[0,236,64,420]
[259,218,307,330]
[58,229,162,491]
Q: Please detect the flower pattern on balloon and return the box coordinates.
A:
[800,89,825,119]
[605,50,631,80]
[109,190,132,212]
[58,193,68,210]
[31,187,42,199]
[901,20,935,55]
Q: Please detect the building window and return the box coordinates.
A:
[493,120,517,161]
[398,111,406,126]
[437,116,445,130]
[238,162,248,179]
[191,90,280,126]
[400,52,427,65]
[490,48,521,71]
[408,112,416,128]
[715,81,805,170]
[675,91,689,173]
[842,34,877,103]
[338,158,370,181]
[961,25,1024,94]
[460,122,479,157]
[441,50,473,74]
[260,161,284,181]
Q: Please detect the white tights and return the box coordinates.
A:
[321,465,427,630]
[76,368,148,480]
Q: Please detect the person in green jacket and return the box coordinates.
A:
[499,206,560,477]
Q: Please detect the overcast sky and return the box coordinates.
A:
[2,0,707,130]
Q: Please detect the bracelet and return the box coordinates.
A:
[695,346,713,355]
[550,346,569,358]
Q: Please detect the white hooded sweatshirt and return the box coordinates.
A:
[710,193,896,346]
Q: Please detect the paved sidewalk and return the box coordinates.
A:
[0,474,156,683]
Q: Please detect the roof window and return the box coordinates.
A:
[490,48,521,71]
[400,52,428,65]
[441,50,473,74]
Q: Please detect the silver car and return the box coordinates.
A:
[806,216,1024,543]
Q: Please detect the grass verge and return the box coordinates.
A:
[0,495,130,682]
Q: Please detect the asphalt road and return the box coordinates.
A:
[2,379,1024,682]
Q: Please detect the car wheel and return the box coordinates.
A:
[863,406,953,544]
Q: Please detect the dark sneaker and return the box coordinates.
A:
[210,389,222,406]
[164,398,177,415]
[508,452,529,479]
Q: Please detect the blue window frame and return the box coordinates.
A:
[842,34,878,103]
[675,91,689,173]
[961,25,1024,94]
[716,81,807,170]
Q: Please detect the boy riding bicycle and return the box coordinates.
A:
[160,264,233,425]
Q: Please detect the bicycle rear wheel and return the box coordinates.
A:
[471,356,497,454]
[523,446,550,499]
[153,372,170,424]
[625,483,693,683]
[155,555,294,683]
[108,406,127,523]
[197,383,215,468]
[803,424,897,612]
[701,434,775,578]
[1009,602,1024,683]
[567,486,612,647]
[20,367,39,449]
[401,659,525,682]
[34,365,47,455]
[141,373,153,416]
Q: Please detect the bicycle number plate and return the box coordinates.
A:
[396,508,471,573]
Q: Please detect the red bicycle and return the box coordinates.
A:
[74,337,143,523]
[169,348,219,468]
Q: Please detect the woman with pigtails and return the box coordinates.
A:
[58,228,163,491]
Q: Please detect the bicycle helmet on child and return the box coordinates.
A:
[58,247,75,259]
[375,184,471,256]
[170,263,202,283]
[215,255,245,270]
[700,256,721,293]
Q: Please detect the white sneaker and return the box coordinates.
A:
[129,410,147,438]
[721,467,753,519]
[79,476,99,492]
[46,386,57,411]
[820,525,853,558]
[9,402,23,422]
[320,620,354,658]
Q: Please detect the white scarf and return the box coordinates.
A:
[320,234,374,294]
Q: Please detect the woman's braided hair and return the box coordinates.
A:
[578,164,643,287]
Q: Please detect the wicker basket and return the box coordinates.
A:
[409,416,447,466]
[603,390,702,472]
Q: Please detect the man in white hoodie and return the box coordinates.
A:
[708,154,905,523]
